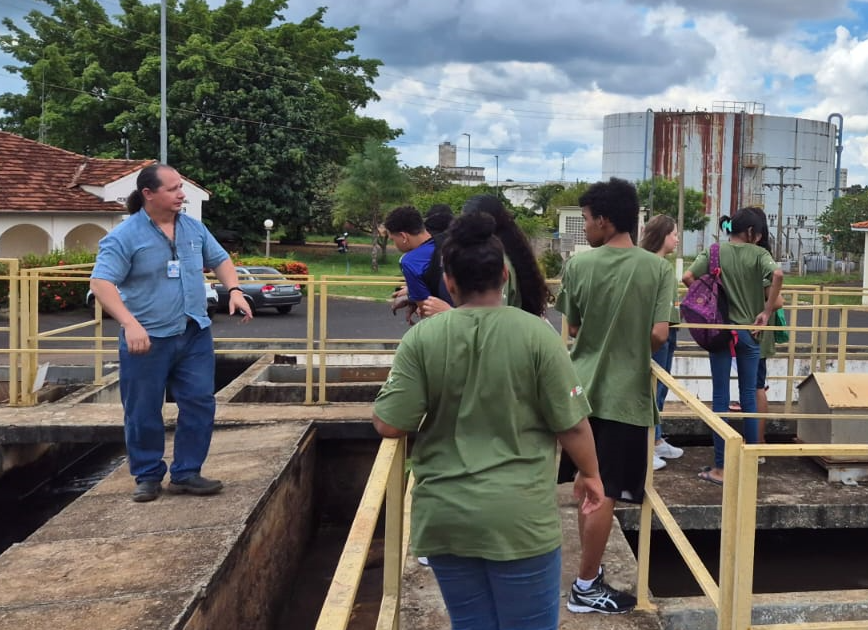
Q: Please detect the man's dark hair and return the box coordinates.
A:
[127,163,168,214]
[424,204,454,235]
[384,206,425,235]
[578,177,639,235]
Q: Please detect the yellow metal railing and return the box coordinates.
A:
[314,435,410,630]
[643,363,744,630]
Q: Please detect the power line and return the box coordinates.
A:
[0,0,599,121]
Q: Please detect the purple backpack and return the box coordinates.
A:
[680,243,735,352]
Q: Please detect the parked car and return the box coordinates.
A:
[213,266,303,315]
[87,280,218,318]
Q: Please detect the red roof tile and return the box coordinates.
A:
[852,220,868,230]
[0,132,154,213]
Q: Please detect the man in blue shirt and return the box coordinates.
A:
[385,206,452,324]
[91,164,250,502]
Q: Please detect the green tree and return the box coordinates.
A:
[0,1,397,247]
[528,183,565,214]
[546,182,590,228]
[636,177,709,232]
[409,183,500,216]
[404,165,453,194]
[817,191,868,258]
[332,140,411,271]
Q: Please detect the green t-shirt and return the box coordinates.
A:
[555,246,673,427]
[667,266,681,324]
[373,307,591,561]
[687,242,778,325]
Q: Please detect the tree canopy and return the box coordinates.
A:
[332,139,411,271]
[636,177,709,233]
[0,0,397,247]
[817,190,868,258]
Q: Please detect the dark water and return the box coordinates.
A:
[623,528,868,597]
[0,443,125,553]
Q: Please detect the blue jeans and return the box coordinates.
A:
[428,547,561,630]
[651,327,678,440]
[709,329,760,469]
[119,321,216,484]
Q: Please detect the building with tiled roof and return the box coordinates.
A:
[0,132,209,257]
[851,220,868,230]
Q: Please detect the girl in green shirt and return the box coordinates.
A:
[373,212,603,630]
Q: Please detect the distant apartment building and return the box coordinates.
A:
[438,141,485,184]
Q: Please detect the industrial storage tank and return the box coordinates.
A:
[602,103,839,257]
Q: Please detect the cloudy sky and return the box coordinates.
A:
[3,0,868,184]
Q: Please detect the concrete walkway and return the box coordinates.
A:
[0,423,314,630]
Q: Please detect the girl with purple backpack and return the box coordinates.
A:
[682,208,783,485]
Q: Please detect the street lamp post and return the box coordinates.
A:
[264,218,274,258]
[461,132,471,167]
[494,155,499,195]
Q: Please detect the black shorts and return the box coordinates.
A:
[557,417,648,504]
[757,359,768,390]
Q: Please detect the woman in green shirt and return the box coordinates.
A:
[373,212,603,630]
[683,208,783,485]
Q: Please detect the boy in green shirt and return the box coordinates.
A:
[556,177,673,615]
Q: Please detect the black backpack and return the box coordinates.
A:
[421,233,449,301]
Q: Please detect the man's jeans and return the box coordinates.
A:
[709,329,760,469]
[427,547,561,630]
[651,327,678,440]
[119,321,216,484]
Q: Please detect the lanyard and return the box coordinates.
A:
[149,216,178,259]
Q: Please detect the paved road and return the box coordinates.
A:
[1,297,866,365]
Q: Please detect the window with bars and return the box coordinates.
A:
[563,215,588,246]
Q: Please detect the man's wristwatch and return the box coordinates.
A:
[228,287,243,294]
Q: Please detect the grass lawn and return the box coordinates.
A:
[291,250,403,300]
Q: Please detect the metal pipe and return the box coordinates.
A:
[642,108,653,181]
[827,113,843,198]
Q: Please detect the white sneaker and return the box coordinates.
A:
[417,556,429,566]
[655,439,684,459]
[652,455,667,471]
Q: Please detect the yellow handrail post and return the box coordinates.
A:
[7,260,20,406]
[818,288,829,372]
[636,418,656,610]
[730,449,760,630]
[305,275,316,405]
[784,293,798,415]
[376,436,406,630]
[717,431,743,630]
[318,276,329,404]
[837,307,849,373]
[19,270,38,406]
[809,289,820,372]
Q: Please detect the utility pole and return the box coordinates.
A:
[160,0,168,163]
[763,165,801,260]
[677,143,685,257]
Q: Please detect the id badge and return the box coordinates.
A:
[167,260,181,278]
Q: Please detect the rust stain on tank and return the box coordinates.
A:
[730,113,742,215]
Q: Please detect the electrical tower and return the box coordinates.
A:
[762,165,801,260]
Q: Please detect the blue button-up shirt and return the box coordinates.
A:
[92,210,229,337]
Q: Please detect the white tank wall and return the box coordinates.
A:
[602,111,838,258]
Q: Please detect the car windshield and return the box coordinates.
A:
[239,267,284,281]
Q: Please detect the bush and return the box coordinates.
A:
[18,250,96,312]
[233,255,309,277]
[539,249,564,278]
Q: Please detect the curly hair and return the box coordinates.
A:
[578,177,639,235]
[461,195,547,315]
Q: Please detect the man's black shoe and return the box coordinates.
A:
[132,480,162,503]
[166,474,223,496]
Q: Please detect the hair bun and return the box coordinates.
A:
[448,212,496,247]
